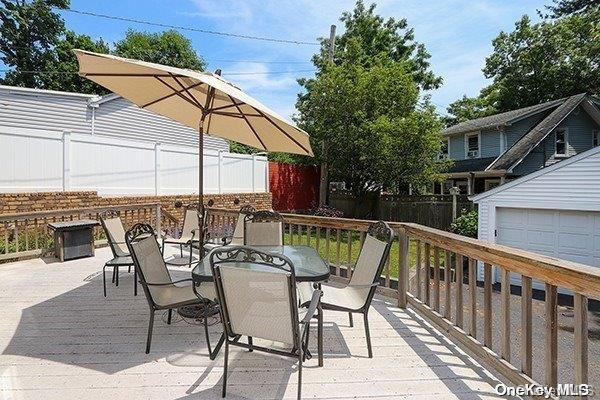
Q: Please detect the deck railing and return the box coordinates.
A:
[0,203,178,261]
[204,207,598,392]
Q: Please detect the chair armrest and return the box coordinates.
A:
[347,282,380,289]
[146,278,193,286]
[300,289,322,324]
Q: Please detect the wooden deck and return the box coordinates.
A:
[0,246,512,399]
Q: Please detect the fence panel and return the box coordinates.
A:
[0,127,268,195]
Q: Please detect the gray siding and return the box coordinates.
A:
[513,106,600,175]
[448,134,465,160]
[0,88,91,135]
[0,87,229,151]
[480,128,502,158]
[94,97,228,150]
[504,112,548,149]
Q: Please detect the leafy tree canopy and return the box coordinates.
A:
[113,29,205,71]
[543,0,599,17]
[0,0,69,87]
[311,0,441,91]
[446,7,599,124]
[297,40,446,195]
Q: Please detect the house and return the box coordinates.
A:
[471,145,600,291]
[437,93,600,195]
[0,85,228,150]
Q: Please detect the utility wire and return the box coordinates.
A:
[60,8,320,46]
[0,68,316,77]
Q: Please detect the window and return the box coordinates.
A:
[500,132,507,153]
[555,129,567,156]
[465,133,479,158]
[437,138,449,160]
[593,130,599,147]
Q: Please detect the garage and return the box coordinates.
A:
[471,146,600,292]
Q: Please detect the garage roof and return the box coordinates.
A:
[470,145,600,203]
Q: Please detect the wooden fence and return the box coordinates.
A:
[329,193,473,230]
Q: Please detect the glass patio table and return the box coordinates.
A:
[191,245,330,365]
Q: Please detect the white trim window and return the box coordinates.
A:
[437,138,449,161]
[500,131,507,153]
[465,133,480,158]
[592,130,599,147]
[555,128,568,157]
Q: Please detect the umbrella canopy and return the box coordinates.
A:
[75,50,312,156]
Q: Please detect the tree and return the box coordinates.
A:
[0,0,69,87]
[40,30,109,93]
[113,29,205,71]
[310,0,441,91]
[543,0,599,17]
[297,41,445,196]
[447,7,599,121]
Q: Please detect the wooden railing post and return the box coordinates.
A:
[398,227,409,308]
[545,283,558,388]
[574,293,588,387]
[155,204,162,235]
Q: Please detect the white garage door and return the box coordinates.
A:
[496,207,600,291]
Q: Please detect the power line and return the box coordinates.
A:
[0,68,315,77]
[61,8,320,46]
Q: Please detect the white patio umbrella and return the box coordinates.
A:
[75,50,313,241]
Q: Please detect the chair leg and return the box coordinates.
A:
[115,266,119,287]
[103,265,108,297]
[133,268,137,296]
[204,314,213,356]
[303,320,311,361]
[146,310,155,354]
[222,340,229,398]
[349,312,353,327]
[112,267,116,283]
[248,336,253,352]
[167,309,172,325]
[297,338,303,400]
[363,312,372,358]
[180,244,183,258]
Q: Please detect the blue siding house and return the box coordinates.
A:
[438,93,600,194]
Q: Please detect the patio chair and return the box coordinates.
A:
[126,223,217,354]
[209,246,321,399]
[243,210,284,246]
[161,203,200,266]
[203,204,256,254]
[319,221,394,358]
[99,210,136,297]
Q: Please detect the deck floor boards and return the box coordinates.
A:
[0,247,513,399]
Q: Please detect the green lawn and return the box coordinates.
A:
[283,228,421,279]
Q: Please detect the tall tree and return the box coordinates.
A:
[447,7,599,122]
[113,29,205,71]
[543,0,599,17]
[0,0,69,87]
[297,40,445,196]
[40,30,109,93]
[310,0,442,91]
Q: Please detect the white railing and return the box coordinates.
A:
[0,126,268,195]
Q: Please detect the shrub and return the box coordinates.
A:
[450,209,478,238]
[312,205,344,218]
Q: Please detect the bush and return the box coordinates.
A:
[450,209,478,238]
[312,205,344,218]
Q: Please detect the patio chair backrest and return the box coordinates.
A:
[126,224,172,302]
[349,221,394,304]
[181,207,200,240]
[231,205,256,245]
[210,246,299,345]
[100,213,129,257]
[244,210,284,246]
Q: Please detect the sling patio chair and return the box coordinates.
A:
[243,210,285,246]
[315,221,394,358]
[203,204,256,254]
[99,210,136,297]
[161,203,200,267]
[126,223,217,354]
[209,246,321,400]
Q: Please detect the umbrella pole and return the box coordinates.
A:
[198,121,205,247]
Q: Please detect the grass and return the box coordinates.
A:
[283,228,421,279]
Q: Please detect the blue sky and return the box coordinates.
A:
[55,1,544,117]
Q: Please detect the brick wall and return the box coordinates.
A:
[0,191,272,221]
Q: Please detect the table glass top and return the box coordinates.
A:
[192,245,330,282]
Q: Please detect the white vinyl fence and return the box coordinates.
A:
[0,126,268,195]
